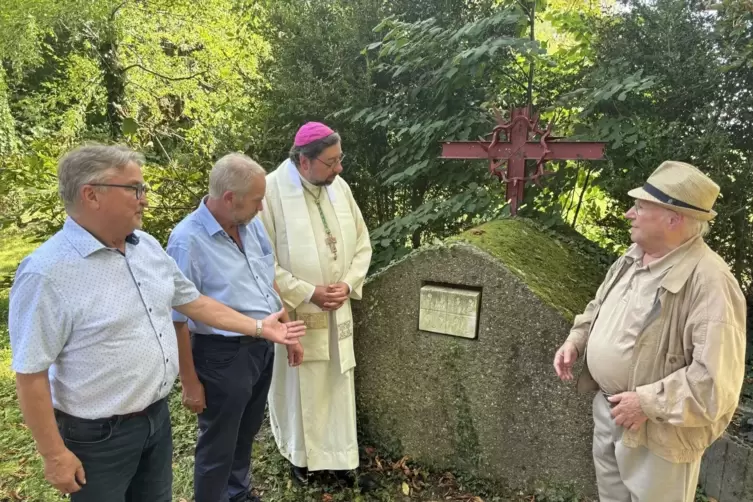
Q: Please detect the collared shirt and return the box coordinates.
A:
[166,199,281,335]
[586,240,691,394]
[9,218,201,419]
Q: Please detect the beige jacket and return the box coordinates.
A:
[567,236,747,463]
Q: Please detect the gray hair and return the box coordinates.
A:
[289,132,341,167]
[208,153,266,198]
[685,217,710,238]
[58,144,145,211]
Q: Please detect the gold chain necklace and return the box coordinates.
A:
[302,184,338,260]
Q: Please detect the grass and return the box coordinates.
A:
[0,227,723,501]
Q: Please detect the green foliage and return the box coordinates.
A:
[564,0,753,295]
[343,5,551,269]
[0,0,271,243]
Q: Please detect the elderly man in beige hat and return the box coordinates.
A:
[553,161,747,502]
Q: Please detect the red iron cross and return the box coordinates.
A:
[441,107,606,215]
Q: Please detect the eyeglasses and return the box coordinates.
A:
[315,154,346,169]
[89,183,150,199]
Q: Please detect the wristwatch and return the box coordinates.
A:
[255,319,263,338]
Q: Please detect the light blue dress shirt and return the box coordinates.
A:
[9,218,201,419]
[166,200,282,336]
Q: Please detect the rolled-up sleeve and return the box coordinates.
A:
[165,246,201,320]
[9,272,71,374]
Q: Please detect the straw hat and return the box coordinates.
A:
[628,161,719,221]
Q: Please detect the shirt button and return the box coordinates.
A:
[165,359,169,363]
[138,282,142,286]
[149,308,152,313]
[159,333,163,338]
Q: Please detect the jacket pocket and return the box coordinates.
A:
[648,421,713,453]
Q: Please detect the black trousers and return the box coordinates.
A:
[191,334,274,502]
[56,398,172,502]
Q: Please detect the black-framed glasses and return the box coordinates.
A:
[89,183,150,199]
[315,153,346,169]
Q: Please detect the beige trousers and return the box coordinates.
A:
[592,392,701,502]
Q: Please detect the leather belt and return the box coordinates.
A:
[193,333,264,345]
[54,397,166,423]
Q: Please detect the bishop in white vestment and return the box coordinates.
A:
[260,122,372,483]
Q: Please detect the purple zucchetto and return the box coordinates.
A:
[294,122,335,147]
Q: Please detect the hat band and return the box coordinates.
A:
[642,183,710,213]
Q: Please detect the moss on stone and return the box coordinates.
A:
[447,218,609,322]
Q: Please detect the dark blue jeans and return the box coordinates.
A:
[192,334,274,502]
[55,397,172,502]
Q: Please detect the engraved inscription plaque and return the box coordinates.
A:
[418,285,480,338]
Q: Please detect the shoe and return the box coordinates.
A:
[356,472,379,492]
[229,492,260,502]
[330,470,379,492]
[290,464,309,485]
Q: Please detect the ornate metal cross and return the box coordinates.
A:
[441,107,606,215]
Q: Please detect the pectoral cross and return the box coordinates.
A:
[325,233,338,260]
[302,183,339,261]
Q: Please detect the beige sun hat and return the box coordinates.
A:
[627,161,719,221]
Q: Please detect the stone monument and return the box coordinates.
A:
[352,218,611,496]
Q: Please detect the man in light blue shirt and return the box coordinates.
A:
[8,145,305,502]
[167,153,303,502]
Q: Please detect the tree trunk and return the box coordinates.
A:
[571,166,594,228]
[99,31,125,140]
[564,165,582,216]
[410,182,427,249]
[96,4,127,140]
[733,204,747,288]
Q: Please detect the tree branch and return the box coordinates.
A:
[505,71,532,92]
[511,56,533,88]
[110,1,128,23]
[122,63,207,82]
[515,0,530,15]
[526,0,536,109]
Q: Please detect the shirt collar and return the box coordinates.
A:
[196,197,224,237]
[661,236,707,293]
[63,217,139,258]
[284,159,337,202]
[646,236,699,277]
[624,236,706,293]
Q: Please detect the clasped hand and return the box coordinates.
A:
[311,283,349,311]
